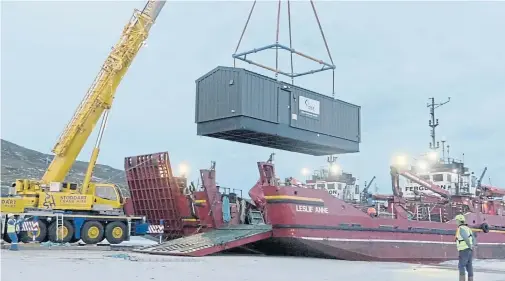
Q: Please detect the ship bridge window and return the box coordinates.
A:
[432,174,443,182]
[419,175,430,181]
[317,183,326,189]
[446,174,452,182]
[338,183,343,190]
[327,183,335,190]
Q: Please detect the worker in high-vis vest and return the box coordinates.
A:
[455,214,474,281]
[6,213,20,251]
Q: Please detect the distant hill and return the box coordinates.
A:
[1,139,128,195]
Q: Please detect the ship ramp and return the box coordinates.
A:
[133,224,272,257]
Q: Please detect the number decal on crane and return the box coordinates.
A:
[43,193,56,209]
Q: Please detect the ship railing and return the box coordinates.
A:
[376,206,395,219]
[377,212,395,219]
[218,187,243,198]
[413,203,444,222]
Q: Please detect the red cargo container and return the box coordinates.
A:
[124,152,184,239]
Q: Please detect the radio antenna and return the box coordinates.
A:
[427,97,451,150]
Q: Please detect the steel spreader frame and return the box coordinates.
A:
[232,43,335,79]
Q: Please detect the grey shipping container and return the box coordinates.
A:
[195,66,361,156]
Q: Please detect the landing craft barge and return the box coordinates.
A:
[131,154,505,262]
[247,161,505,262]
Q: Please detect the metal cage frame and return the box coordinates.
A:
[232,43,335,79]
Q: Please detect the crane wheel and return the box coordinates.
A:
[20,221,48,243]
[105,221,127,244]
[48,220,74,243]
[81,221,104,244]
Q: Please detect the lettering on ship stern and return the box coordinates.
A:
[295,204,329,214]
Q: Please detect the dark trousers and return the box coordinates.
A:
[458,248,473,277]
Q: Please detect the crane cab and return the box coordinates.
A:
[89,183,124,211]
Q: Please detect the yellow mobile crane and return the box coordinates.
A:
[1,0,165,244]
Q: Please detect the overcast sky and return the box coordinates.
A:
[2,1,504,192]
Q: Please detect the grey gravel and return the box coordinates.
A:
[2,249,504,281]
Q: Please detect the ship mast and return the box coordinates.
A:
[327,155,339,177]
[327,155,338,166]
[427,97,451,152]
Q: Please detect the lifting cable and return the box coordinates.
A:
[233,0,336,99]
[287,0,294,85]
[275,0,282,80]
[234,0,257,67]
[310,0,336,98]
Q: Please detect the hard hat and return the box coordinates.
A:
[455,214,466,223]
[7,213,14,218]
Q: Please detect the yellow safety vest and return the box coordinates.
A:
[455,225,473,251]
[6,218,17,233]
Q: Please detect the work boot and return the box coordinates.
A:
[459,275,466,281]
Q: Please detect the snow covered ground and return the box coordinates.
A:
[1,247,504,281]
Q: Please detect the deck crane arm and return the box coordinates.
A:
[360,176,376,203]
[477,167,487,189]
[40,1,165,194]
[475,168,505,197]
[362,176,376,195]
[475,167,487,196]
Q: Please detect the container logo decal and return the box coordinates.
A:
[299,96,320,118]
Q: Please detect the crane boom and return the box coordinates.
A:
[42,1,166,184]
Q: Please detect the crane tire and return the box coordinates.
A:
[48,220,74,243]
[105,221,127,245]
[481,223,490,233]
[20,221,47,243]
[81,221,105,245]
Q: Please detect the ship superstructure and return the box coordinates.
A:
[304,156,361,203]
[397,97,484,200]
[400,154,477,199]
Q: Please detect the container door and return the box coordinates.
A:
[278,88,291,125]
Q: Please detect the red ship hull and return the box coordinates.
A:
[253,184,505,262]
[128,154,505,262]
